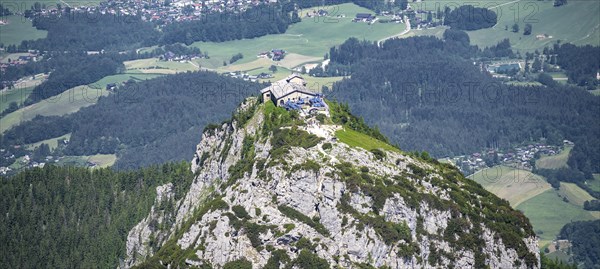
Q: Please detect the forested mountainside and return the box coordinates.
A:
[124,98,539,268]
[0,162,194,268]
[318,35,599,179]
[1,72,262,169]
[0,72,262,169]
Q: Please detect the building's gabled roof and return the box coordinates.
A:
[356,13,373,19]
[285,74,305,84]
[261,74,315,99]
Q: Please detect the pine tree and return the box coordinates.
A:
[524,24,533,35]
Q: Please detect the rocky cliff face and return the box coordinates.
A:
[125,98,540,269]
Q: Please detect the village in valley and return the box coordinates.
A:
[16,0,279,24]
[446,141,571,176]
[15,0,409,27]
[0,136,116,176]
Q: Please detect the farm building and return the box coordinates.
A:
[353,13,375,22]
[260,74,316,107]
[271,49,286,61]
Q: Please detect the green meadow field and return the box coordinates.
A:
[56,154,117,168]
[586,175,600,193]
[89,73,163,89]
[26,133,71,151]
[535,145,572,170]
[471,0,599,51]
[0,86,34,113]
[516,189,598,242]
[413,0,600,52]
[256,68,345,91]
[469,165,551,207]
[217,60,345,90]
[191,3,406,69]
[0,15,47,46]
[124,58,201,74]
[0,85,109,133]
[558,182,597,207]
[471,165,600,247]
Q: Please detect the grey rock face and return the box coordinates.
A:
[124,98,540,269]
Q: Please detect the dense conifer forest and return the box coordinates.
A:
[554,44,600,88]
[0,162,194,268]
[443,5,498,31]
[158,4,300,45]
[0,4,11,16]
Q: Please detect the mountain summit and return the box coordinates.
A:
[125,96,540,268]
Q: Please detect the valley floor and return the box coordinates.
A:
[470,165,600,255]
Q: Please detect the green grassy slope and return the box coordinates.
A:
[335,128,400,152]
[56,154,117,168]
[25,133,70,151]
[587,175,600,192]
[413,1,600,52]
[559,182,597,207]
[470,0,600,51]
[470,164,600,248]
[0,85,109,133]
[536,146,572,170]
[0,15,47,46]
[516,189,597,242]
[0,86,34,113]
[469,165,551,207]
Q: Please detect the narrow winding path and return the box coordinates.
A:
[377,16,411,47]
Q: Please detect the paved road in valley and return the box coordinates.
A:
[377,16,411,47]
